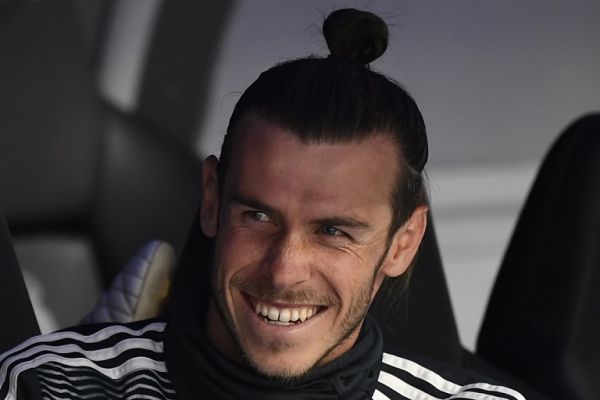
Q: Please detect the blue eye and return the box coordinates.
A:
[322,226,345,237]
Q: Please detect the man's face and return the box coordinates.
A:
[201,114,425,379]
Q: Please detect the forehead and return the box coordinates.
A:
[224,114,400,214]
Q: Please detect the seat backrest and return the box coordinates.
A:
[0,0,202,330]
[0,211,40,354]
[477,114,600,400]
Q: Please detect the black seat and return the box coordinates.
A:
[477,114,600,400]
[0,0,203,330]
[0,211,39,354]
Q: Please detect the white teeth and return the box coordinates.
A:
[279,309,291,323]
[299,308,307,322]
[291,309,299,322]
[252,299,318,324]
[267,307,280,321]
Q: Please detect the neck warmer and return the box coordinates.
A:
[164,308,383,400]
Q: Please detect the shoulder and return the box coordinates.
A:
[374,351,526,400]
[0,319,169,400]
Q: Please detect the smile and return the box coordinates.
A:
[251,298,320,326]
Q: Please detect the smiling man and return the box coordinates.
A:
[201,113,423,380]
[0,8,526,400]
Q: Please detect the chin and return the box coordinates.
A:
[245,349,318,381]
[239,325,357,381]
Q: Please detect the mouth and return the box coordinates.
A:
[248,296,322,327]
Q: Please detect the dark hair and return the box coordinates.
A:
[218,8,429,299]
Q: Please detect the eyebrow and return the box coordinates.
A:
[312,217,371,231]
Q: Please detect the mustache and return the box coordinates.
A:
[231,276,340,306]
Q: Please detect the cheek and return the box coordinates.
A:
[214,228,271,278]
[324,253,380,300]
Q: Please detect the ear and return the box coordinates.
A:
[200,155,220,237]
[380,205,428,278]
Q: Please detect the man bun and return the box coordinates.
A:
[323,8,388,65]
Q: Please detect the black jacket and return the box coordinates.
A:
[0,316,524,399]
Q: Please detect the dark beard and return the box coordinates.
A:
[209,241,391,380]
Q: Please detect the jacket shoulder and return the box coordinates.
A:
[374,351,526,400]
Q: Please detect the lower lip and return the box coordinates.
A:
[241,293,324,333]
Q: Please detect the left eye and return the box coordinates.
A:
[321,226,345,237]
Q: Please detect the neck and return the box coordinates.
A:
[205,297,246,365]
[166,308,384,400]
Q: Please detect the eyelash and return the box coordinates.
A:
[321,226,349,238]
[241,211,351,240]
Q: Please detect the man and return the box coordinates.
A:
[201,113,425,378]
[0,8,525,400]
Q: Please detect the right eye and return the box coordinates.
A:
[245,210,270,222]
[321,226,346,237]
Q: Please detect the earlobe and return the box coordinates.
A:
[201,155,220,237]
[381,205,428,278]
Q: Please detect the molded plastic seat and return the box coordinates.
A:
[0,0,203,330]
[477,114,600,400]
[0,211,39,354]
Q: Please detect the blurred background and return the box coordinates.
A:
[1,0,599,352]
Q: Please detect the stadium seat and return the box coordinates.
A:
[0,211,40,354]
[477,114,600,400]
[0,0,214,330]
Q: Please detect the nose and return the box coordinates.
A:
[261,231,312,291]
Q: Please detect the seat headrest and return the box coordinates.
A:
[478,113,600,399]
